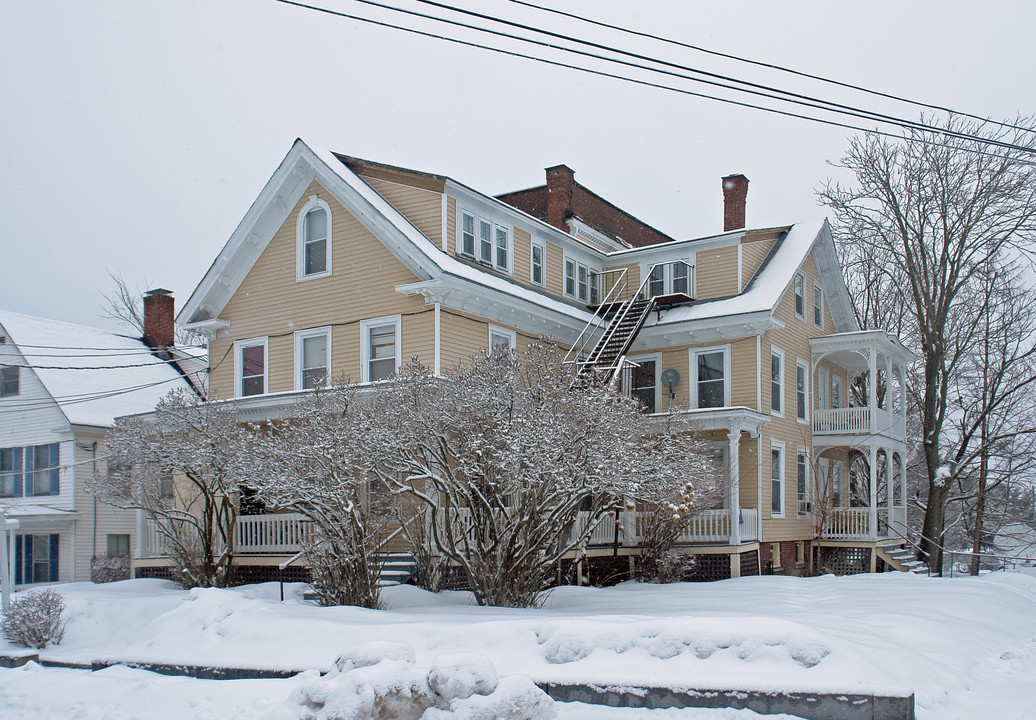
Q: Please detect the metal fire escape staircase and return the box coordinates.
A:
[564,263,692,386]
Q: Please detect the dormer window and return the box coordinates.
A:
[297,196,332,280]
[458,210,510,273]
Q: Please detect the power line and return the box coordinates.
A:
[504,0,1036,138]
[271,0,1036,163]
[371,0,1036,154]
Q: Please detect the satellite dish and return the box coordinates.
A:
[661,369,680,389]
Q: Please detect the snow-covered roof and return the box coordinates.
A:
[652,218,857,332]
[0,310,201,428]
[179,140,854,338]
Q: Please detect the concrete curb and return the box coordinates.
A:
[541,682,915,720]
[1,655,914,719]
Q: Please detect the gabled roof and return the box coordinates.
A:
[178,139,853,343]
[0,311,202,428]
[179,140,596,332]
[651,219,858,332]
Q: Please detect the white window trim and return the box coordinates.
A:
[793,272,806,320]
[832,374,844,410]
[488,325,516,352]
[294,326,332,391]
[770,439,786,518]
[690,344,731,409]
[530,239,545,286]
[457,208,511,274]
[562,252,599,303]
[770,347,784,418]
[296,196,332,281]
[234,336,269,398]
[796,447,810,517]
[627,352,662,414]
[796,358,809,424]
[813,282,824,329]
[360,316,401,383]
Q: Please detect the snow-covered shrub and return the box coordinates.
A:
[90,553,131,583]
[358,342,720,607]
[91,389,247,589]
[1,588,67,648]
[267,643,554,720]
[239,388,394,609]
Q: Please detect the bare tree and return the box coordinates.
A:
[239,388,395,608]
[819,115,1036,571]
[357,342,719,607]
[89,389,245,587]
[100,271,203,346]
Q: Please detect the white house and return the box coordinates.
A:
[0,291,204,587]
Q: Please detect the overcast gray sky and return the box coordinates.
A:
[3,0,1035,332]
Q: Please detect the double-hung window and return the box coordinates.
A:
[461,211,476,257]
[796,360,808,422]
[770,348,784,416]
[488,326,516,353]
[564,257,600,304]
[0,366,17,397]
[628,357,658,413]
[296,197,332,280]
[362,317,400,382]
[459,210,511,273]
[813,284,824,329]
[692,346,728,408]
[646,261,692,299]
[0,444,59,498]
[793,273,805,318]
[797,450,809,516]
[235,338,268,397]
[531,242,544,286]
[832,375,843,409]
[295,327,331,390]
[771,442,785,517]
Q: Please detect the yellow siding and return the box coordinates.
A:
[514,228,532,286]
[545,242,564,297]
[446,196,457,255]
[602,261,640,299]
[695,245,739,299]
[210,180,431,396]
[363,177,443,249]
[740,237,776,291]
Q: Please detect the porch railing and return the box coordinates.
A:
[824,508,871,539]
[812,407,871,434]
[139,506,763,560]
[235,513,313,553]
[739,508,759,542]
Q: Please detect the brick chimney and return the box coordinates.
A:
[546,164,576,231]
[722,174,749,232]
[143,288,175,352]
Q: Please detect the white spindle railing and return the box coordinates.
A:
[739,508,759,541]
[824,508,872,539]
[139,519,168,558]
[234,513,313,553]
[812,407,871,434]
[676,509,730,543]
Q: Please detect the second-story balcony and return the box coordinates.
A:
[809,330,913,446]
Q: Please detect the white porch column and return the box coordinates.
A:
[868,347,877,433]
[728,422,742,545]
[868,444,878,539]
[135,509,145,559]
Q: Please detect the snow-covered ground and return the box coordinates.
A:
[1,572,1034,719]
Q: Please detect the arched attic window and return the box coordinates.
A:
[297,196,332,280]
